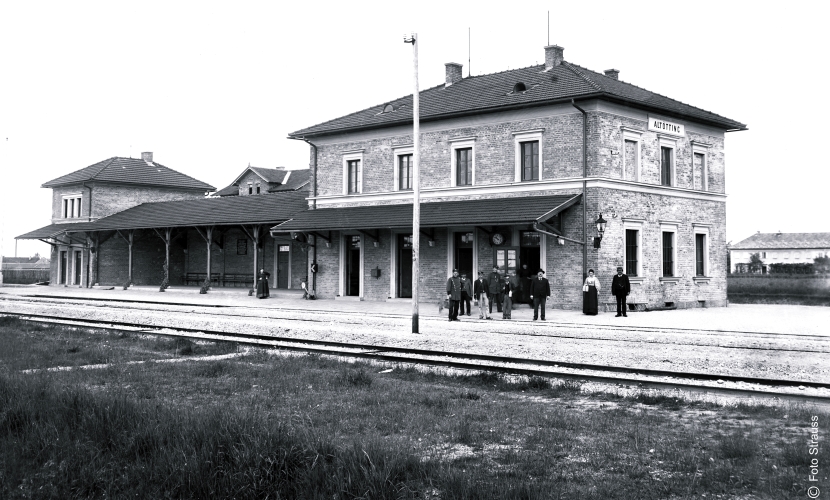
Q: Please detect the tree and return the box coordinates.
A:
[815,255,830,274]
[749,252,764,273]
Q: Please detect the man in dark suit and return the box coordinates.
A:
[529,268,551,321]
[446,269,463,321]
[611,266,631,317]
[487,265,503,314]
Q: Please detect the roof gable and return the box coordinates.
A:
[42,157,215,191]
[290,60,746,137]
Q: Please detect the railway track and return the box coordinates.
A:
[4,294,829,354]
[4,309,830,406]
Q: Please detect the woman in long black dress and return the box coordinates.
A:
[256,269,271,299]
[582,269,600,315]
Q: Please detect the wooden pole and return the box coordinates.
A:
[405,32,421,334]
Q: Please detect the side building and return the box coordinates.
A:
[20,153,214,287]
[18,158,311,291]
[276,45,746,310]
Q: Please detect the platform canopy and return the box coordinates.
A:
[272,193,581,233]
[16,190,309,240]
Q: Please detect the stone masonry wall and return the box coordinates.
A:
[587,187,727,309]
[314,113,584,197]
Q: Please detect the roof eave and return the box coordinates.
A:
[289,92,746,139]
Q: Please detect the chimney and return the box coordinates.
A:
[544,45,564,70]
[604,69,620,80]
[141,152,153,163]
[445,62,463,87]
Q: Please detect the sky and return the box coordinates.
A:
[2,0,828,259]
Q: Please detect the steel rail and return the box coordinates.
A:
[4,295,829,354]
[9,293,829,341]
[5,312,829,400]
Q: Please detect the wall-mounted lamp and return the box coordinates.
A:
[428,240,435,247]
[325,241,332,248]
[557,237,565,246]
[373,241,379,248]
[460,232,474,243]
[183,248,188,254]
[291,232,299,240]
[594,213,607,248]
[596,213,607,240]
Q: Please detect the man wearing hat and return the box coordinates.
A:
[529,268,551,321]
[459,273,473,316]
[487,265,503,314]
[446,269,463,321]
[474,271,492,320]
[611,266,631,317]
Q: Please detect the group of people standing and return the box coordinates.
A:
[446,265,552,322]
[447,265,633,320]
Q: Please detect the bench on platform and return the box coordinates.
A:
[602,301,648,313]
[182,273,221,286]
[222,274,254,288]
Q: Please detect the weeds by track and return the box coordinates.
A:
[4,309,830,407]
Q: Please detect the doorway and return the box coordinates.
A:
[346,235,361,296]
[397,234,413,298]
[73,251,82,286]
[454,232,474,280]
[276,245,290,288]
[59,251,67,285]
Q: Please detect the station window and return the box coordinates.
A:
[513,129,544,182]
[342,151,364,195]
[62,195,82,218]
[450,137,476,187]
[398,154,413,190]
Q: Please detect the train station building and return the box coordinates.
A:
[18,45,746,310]
[274,45,746,309]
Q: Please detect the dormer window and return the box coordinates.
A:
[248,183,253,195]
[513,82,527,93]
[383,103,395,113]
[256,183,261,194]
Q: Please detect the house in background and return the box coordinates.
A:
[276,44,746,309]
[729,232,830,273]
[1,254,51,284]
[215,165,310,197]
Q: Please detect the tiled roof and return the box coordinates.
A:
[731,233,830,250]
[215,185,240,197]
[16,223,75,240]
[269,170,310,192]
[290,61,746,137]
[218,169,310,196]
[42,157,215,191]
[58,191,309,232]
[274,194,580,232]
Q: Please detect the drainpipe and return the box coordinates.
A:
[571,99,588,281]
[293,136,318,293]
[82,181,94,287]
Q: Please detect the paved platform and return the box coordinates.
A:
[2,284,828,336]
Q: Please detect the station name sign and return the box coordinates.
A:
[648,117,685,136]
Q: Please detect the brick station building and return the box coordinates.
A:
[18,156,311,291]
[275,45,747,310]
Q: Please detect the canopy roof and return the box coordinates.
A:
[273,194,580,233]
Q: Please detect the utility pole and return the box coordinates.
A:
[404,32,420,334]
